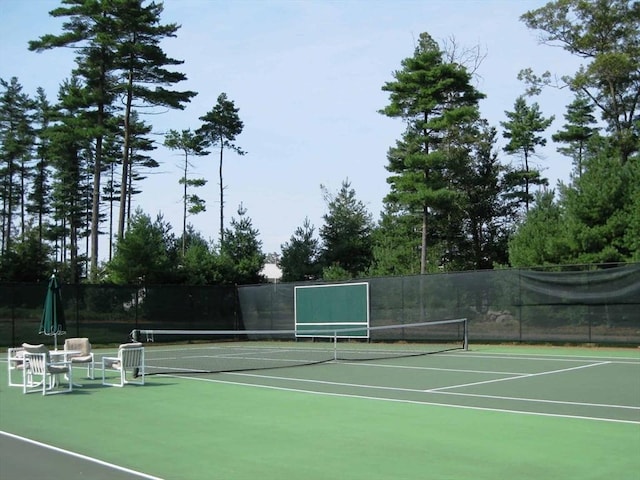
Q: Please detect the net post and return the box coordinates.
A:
[463,318,469,351]
[333,330,338,361]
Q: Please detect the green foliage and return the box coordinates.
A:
[164,128,208,254]
[0,77,36,254]
[197,93,245,244]
[105,209,178,285]
[457,123,514,269]
[321,264,352,282]
[626,159,640,261]
[508,190,570,266]
[181,242,218,285]
[521,0,640,163]
[28,0,195,277]
[560,145,638,263]
[369,203,421,276]
[511,142,640,267]
[379,32,486,273]
[501,96,553,212]
[319,180,374,278]
[0,228,53,282]
[552,92,599,178]
[280,217,322,282]
[220,204,265,285]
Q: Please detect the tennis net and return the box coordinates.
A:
[131,318,468,375]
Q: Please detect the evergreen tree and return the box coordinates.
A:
[458,123,513,269]
[559,140,638,263]
[626,156,640,260]
[521,0,640,163]
[106,208,177,284]
[179,226,219,285]
[164,129,208,255]
[29,0,119,280]
[27,87,55,250]
[0,227,53,282]
[500,96,553,213]
[220,204,265,285]
[379,32,485,273]
[48,77,93,282]
[319,180,374,278]
[101,128,124,261]
[112,0,196,242]
[0,77,35,256]
[280,217,322,282]
[508,190,570,266]
[124,111,157,227]
[552,93,599,179]
[369,202,421,276]
[197,93,245,244]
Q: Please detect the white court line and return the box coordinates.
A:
[224,369,640,410]
[447,351,640,364]
[0,430,164,480]
[432,390,640,410]
[166,374,640,425]
[341,361,529,376]
[425,361,611,392]
[226,371,425,393]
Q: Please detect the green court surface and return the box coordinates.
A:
[1,344,639,480]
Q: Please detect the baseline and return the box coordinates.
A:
[0,431,163,480]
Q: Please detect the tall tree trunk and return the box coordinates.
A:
[420,205,428,274]
[90,57,107,281]
[219,141,224,244]
[118,70,134,241]
[90,132,102,280]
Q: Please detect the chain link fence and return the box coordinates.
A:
[1,263,638,347]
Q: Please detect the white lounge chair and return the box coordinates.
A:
[7,347,26,387]
[22,343,73,395]
[64,337,95,379]
[102,342,145,387]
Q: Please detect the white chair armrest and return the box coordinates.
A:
[102,356,120,368]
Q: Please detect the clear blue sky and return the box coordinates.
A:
[0,0,582,258]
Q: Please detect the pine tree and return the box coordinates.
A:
[0,77,35,255]
[27,87,55,250]
[29,0,119,280]
[48,77,93,281]
[508,190,569,266]
[319,180,374,278]
[164,129,208,256]
[521,0,640,163]
[552,93,599,179]
[458,123,513,269]
[379,32,485,273]
[501,96,554,213]
[220,204,265,285]
[197,93,245,244]
[280,217,322,282]
[106,208,177,284]
[369,201,421,276]
[112,0,196,242]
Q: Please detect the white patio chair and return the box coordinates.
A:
[64,337,95,379]
[7,347,26,387]
[101,342,145,387]
[22,343,73,395]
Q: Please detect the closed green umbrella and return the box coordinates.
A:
[40,274,66,350]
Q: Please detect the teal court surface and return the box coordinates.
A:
[1,344,639,480]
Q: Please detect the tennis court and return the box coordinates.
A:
[1,343,639,480]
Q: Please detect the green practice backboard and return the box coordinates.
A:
[294,282,369,338]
